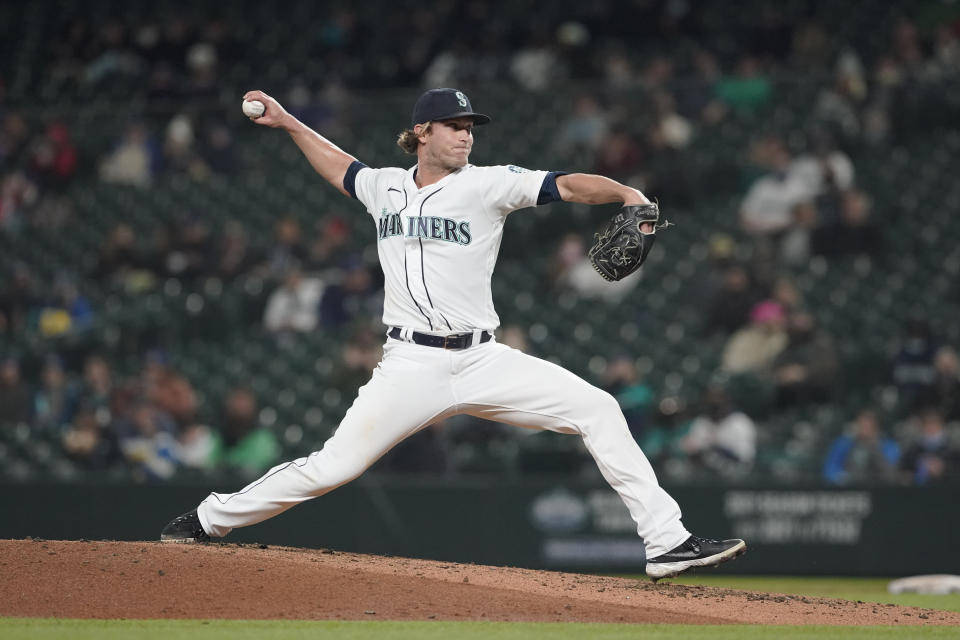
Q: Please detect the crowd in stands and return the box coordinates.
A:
[2,3,959,484]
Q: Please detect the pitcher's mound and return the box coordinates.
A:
[1,539,956,625]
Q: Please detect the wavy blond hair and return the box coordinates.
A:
[396,122,433,154]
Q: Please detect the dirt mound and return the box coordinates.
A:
[1,539,956,625]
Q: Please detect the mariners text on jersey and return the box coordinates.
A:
[378,210,472,245]
[344,161,564,332]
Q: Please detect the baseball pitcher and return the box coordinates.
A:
[161,88,745,580]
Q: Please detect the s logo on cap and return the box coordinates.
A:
[455,91,468,108]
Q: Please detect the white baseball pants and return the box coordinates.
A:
[198,339,690,557]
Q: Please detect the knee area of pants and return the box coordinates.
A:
[595,390,623,416]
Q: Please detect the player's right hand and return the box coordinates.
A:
[242,90,289,128]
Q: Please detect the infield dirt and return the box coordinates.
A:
[1,539,956,625]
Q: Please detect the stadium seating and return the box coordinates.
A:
[3,0,958,484]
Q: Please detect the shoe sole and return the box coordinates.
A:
[646,540,747,581]
[159,535,209,543]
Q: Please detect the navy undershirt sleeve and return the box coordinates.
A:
[343,160,369,199]
[537,171,569,205]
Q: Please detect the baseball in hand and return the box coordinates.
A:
[242,99,265,119]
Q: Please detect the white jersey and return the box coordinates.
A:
[351,163,550,333]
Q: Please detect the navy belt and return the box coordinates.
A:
[388,327,492,350]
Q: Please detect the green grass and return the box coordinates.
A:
[3,578,958,638]
[0,619,958,640]
[656,576,960,613]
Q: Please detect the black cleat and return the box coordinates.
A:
[160,509,212,543]
[645,535,746,581]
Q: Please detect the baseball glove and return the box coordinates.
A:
[588,203,666,282]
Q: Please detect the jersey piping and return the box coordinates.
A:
[417,187,453,330]
[395,186,434,329]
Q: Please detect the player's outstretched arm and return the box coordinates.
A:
[556,173,658,233]
[556,173,649,206]
[243,90,356,198]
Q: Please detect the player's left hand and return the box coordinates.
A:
[588,203,666,282]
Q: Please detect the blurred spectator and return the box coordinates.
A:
[715,55,772,115]
[203,124,235,174]
[177,424,219,470]
[650,91,693,150]
[769,275,804,315]
[185,39,218,100]
[0,263,40,336]
[31,193,74,231]
[812,189,883,259]
[509,29,561,91]
[164,214,214,280]
[823,408,899,485]
[93,223,155,291]
[704,264,758,336]
[790,21,831,70]
[38,275,94,337]
[778,201,819,266]
[603,356,653,441]
[739,136,813,237]
[681,385,756,475]
[94,222,139,280]
[555,95,609,157]
[640,56,675,91]
[599,46,635,90]
[286,81,343,134]
[307,215,352,270]
[772,311,838,408]
[142,350,197,429]
[891,17,923,74]
[33,355,79,431]
[145,63,180,103]
[638,395,691,468]
[215,220,261,282]
[814,51,868,141]
[930,24,960,79]
[83,18,141,86]
[676,49,727,125]
[164,113,209,179]
[0,113,31,167]
[644,121,695,206]
[549,233,640,303]
[921,347,960,422]
[340,325,385,391]
[144,223,175,279]
[61,407,121,470]
[210,387,279,474]
[697,233,736,295]
[747,6,792,61]
[115,402,179,481]
[899,410,960,485]
[319,258,380,327]
[721,300,788,375]
[892,318,938,408]
[593,127,642,182]
[378,423,449,474]
[99,123,159,187]
[79,355,114,416]
[0,171,39,232]
[498,324,531,353]
[791,130,855,203]
[0,356,32,425]
[29,122,78,189]
[266,217,309,280]
[263,265,324,334]
[864,55,904,145]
